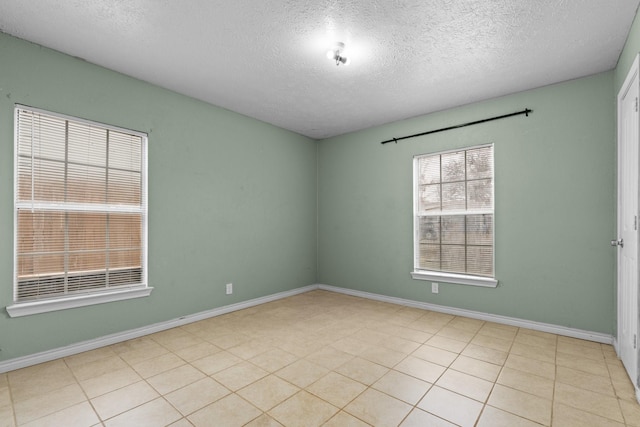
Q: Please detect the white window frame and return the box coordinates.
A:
[7,105,152,317]
[411,144,498,288]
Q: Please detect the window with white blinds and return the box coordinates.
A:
[13,105,148,307]
[413,144,496,286]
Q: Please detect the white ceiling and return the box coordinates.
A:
[1,1,638,139]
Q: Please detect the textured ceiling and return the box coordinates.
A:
[0,0,638,139]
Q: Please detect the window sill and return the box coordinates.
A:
[6,286,153,317]
[411,270,498,288]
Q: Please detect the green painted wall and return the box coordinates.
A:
[317,72,616,333]
[615,7,640,93]
[0,34,318,361]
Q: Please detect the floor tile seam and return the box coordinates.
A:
[17,400,98,427]
[483,401,550,427]
[554,372,628,425]
[418,384,489,426]
[434,373,494,406]
[330,406,374,426]
[132,356,191,381]
[616,394,636,426]
[404,345,458,370]
[502,335,561,383]
[394,405,416,427]
[368,377,432,408]
[355,343,412,370]
[333,356,393,382]
[89,378,160,422]
[401,320,446,337]
[553,378,628,407]
[502,362,557,382]
[265,389,341,425]
[226,344,277,361]
[13,364,96,426]
[474,329,518,344]
[63,351,120,372]
[478,400,550,427]
[18,386,95,426]
[238,412,274,427]
[513,336,558,351]
[67,365,102,426]
[476,334,510,404]
[479,337,541,425]
[250,355,299,374]
[550,388,627,425]
[3,383,17,427]
[63,353,130,386]
[269,365,324,394]
[102,395,178,425]
[110,341,166,365]
[157,388,216,421]
[425,333,472,354]
[415,407,463,427]
[118,348,175,373]
[434,323,508,383]
[553,374,618,398]
[557,336,604,348]
[447,317,485,331]
[604,355,630,390]
[556,340,607,352]
[304,373,369,411]
[513,328,558,351]
[146,364,209,396]
[553,361,612,379]
[238,381,302,413]
[460,318,503,352]
[339,387,414,427]
[474,404,494,427]
[147,329,197,348]
[555,349,607,363]
[8,368,78,403]
[304,352,356,373]
[323,411,374,427]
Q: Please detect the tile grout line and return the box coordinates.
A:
[5,291,638,427]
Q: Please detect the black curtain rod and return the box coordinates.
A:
[380,108,532,145]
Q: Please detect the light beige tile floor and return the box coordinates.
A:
[1,290,639,426]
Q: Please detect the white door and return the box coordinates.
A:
[616,54,639,390]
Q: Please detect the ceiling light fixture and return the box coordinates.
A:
[326,42,350,66]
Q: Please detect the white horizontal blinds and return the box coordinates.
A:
[416,145,494,277]
[15,107,145,301]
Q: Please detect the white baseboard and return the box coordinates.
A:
[0,284,319,374]
[318,284,614,344]
[1,283,616,373]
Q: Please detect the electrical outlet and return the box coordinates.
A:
[431,282,439,294]
[226,283,233,295]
